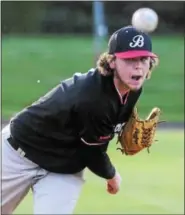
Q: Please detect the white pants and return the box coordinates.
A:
[1,125,85,214]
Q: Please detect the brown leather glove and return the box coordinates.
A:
[116,107,162,156]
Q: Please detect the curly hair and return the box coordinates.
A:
[96,52,115,76]
[96,52,159,79]
[147,57,159,79]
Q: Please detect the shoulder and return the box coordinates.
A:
[60,68,101,90]
[60,68,104,100]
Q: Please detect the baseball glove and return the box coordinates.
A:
[116,107,162,156]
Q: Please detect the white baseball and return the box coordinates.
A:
[131,8,159,33]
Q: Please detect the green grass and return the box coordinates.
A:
[2,35,184,122]
[14,130,184,214]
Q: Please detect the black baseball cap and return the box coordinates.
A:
[108,26,158,59]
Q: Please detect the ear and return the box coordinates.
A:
[146,70,152,80]
[109,60,116,69]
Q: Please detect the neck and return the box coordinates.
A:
[113,76,129,96]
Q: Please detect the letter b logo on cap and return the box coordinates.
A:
[129,35,144,48]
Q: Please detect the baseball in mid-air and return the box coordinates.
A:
[131,8,159,33]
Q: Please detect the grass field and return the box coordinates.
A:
[2,35,184,122]
[13,130,184,214]
[2,35,184,214]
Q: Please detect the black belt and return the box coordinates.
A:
[7,136,26,157]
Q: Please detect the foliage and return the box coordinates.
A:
[2,2,184,34]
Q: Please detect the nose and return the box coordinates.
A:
[134,59,142,69]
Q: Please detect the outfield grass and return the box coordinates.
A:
[2,35,184,122]
[14,130,184,214]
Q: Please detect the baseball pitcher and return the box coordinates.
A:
[1,26,161,214]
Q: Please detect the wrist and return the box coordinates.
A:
[107,171,121,182]
[106,167,116,180]
[107,170,118,181]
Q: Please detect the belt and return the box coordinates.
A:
[7,136,26,157]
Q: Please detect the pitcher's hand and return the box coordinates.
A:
[106,171,122,194]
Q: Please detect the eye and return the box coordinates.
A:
[124,58,135,63]
[140,57,149,62]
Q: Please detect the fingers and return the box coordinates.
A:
[106,172,122,195]
[107,183,119,194]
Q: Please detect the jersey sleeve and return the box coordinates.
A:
[75,101,116,180]
[80,142,116,179]
[78,110,115,146]
[14,83,77,133]
[29,85,73,120]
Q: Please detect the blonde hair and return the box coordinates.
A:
[96,52,115,76]
[96,52,159,79]
[146,57,159,79]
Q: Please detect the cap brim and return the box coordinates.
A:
[115,50,158,59]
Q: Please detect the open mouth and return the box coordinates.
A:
[131,75,142,81]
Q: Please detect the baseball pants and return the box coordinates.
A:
[1,125,85,214]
